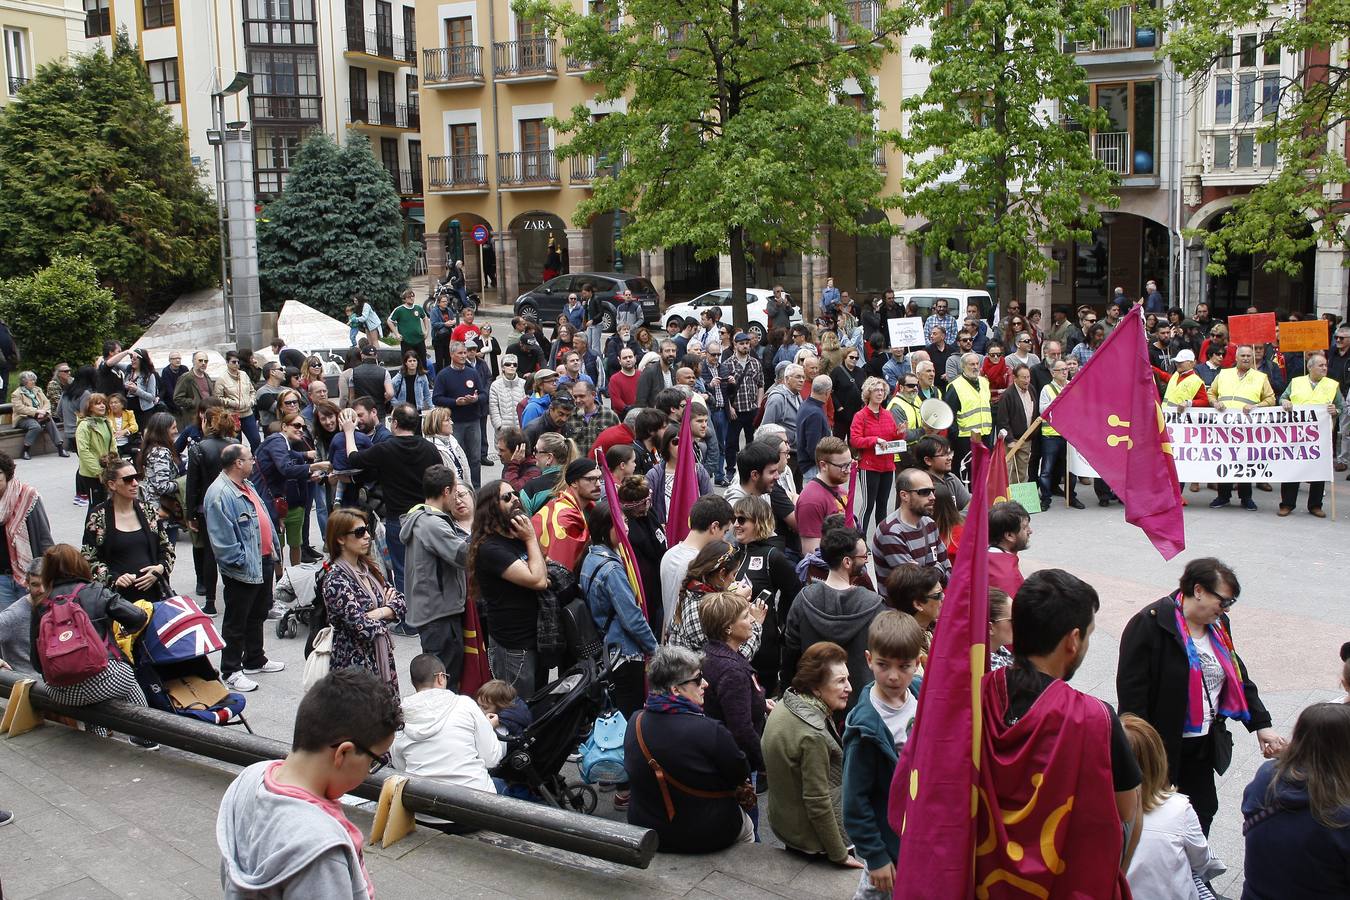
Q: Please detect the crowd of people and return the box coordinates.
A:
[0,285,1345,900]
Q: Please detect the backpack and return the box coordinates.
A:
[536,560,577,661]
[37,587,110,687]
[577,708,628,784]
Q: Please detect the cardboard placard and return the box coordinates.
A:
[1278,319,1330,353]
[887,317,925,348]
[1227,312,1278,346]
[1008,481,1042,514]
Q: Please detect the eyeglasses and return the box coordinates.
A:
[578,474,602,483]
[822,459,854,471]
[677,673,704,688]
[925,588,945,600]
[1084,318,1098,324]
[346,526,371,539]
[282,399,300,406]
[987,353,1003,359]
[851,551,872,562]
[905,487,936,496]
[503,362,518,367]
[57,368,71,374]
[1016,339,1031,345]
[331,741,390,775]
[902,382,918,389]
[1209,588,1237,610]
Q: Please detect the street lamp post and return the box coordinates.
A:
[208,72,254,342]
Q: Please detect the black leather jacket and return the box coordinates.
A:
[30,580,148,678]
[185,436,239,518]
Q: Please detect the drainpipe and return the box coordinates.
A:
[488,0,505,285]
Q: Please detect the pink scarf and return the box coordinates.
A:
[1172,596,1250,733]
[0,479,38,581]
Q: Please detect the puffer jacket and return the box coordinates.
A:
[489,375,526,429]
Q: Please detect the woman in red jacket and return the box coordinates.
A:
[849,375,901,533]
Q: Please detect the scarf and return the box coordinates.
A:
[18,387,41,412]
[0,480,38,581]
[644,692,705,716]
[337,558,396,686]
[1172,596,1250,733]
[621,495,651,518]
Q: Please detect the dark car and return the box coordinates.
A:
[513,272,661,330]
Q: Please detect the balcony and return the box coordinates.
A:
[834,0,880,44]
[344,28,416,65]
[874,144,887,170]
[1073,6,1158,56]
[427,154,489,193]
[423,46,485,87]
[498,150,560,189]
[493,38,557,82]
[565,45,593,74]
[1092,131,1130,174]
[6,76,29,95]
[347,99,418,129]
[251,95,322,123]
[387,168,423,195]
[570,155,599,184]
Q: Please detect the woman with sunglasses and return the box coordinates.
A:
[81,458,173,604]
[258,414,328,570]
[1117,557,1285,836]
[830,346,866,442]
[731,496,799,695]
[300,356,326,392]
[882,564,942,652]
[646,425,713,525]
[213,350,261,451]
[320,508,405,698]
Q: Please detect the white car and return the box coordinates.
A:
[662,288,803,340]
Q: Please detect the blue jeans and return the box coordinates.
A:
[384,516,406,593]
[312,484,330,542]
[725,410,756,480]
[453,419,482,488]
[489,641,541,696]
[709,409,730,480]
[238,414,261,452]
[0,575,18,611]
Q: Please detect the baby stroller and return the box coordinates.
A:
[131,595,251,732]
[274,560,325,639]
[489,598,613,813]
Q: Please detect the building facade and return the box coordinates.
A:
[0,0,84,108]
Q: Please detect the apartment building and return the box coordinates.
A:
[68,0,424,232]
[0,0,83,108]
[416,0,908,307]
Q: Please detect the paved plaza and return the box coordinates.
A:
[0,382,1347,898]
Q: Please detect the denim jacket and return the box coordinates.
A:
[203,472,280,584]
[390,372,433,411]
[579,545,656,658]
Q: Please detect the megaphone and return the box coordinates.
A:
[919,398,954,431]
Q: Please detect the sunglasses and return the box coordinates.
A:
[906,487,936,496]
[346,526,371,539]
[500,491,518,502]
[118,472,139,484]
[282,399,300,405]
[732,515,751,525]
[903,383,918,389]
[677,673,705,687]
[926,588,945,600]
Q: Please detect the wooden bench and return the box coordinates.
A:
[0,403,62,458]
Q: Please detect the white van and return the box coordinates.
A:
[892,288,994,321]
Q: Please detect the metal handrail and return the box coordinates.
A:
[424,46,484,83]
[493,38,557,76]
[428,154,490,188]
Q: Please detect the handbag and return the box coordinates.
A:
[302,626,333,691]
[633,711,753,819]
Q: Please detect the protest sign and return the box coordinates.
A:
[1162,406,1332,482]
[1009,481,1042,514]
[1278,320,1330,353]
[887,317,925,348]
[1227,312,1278,345]
[1068,444,1100,478]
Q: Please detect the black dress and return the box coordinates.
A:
[105,524,159,604]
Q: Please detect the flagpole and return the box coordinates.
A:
[1005,417,1042,461]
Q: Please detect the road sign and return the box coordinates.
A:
[471,224,490,245]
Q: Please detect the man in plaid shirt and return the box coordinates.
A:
[923,298,960,345]
[565,380,618,453]
[719,332,765,483]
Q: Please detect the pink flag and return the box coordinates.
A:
[1041,304,1186,559]
[986,434,1010,507]
[844,461,859,527]
[665,404,700,545]
[596,448,647,616]
[889,441,992,897]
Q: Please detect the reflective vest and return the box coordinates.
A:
[887,393,924,432]
[1210,368,1269,410]
[1164,371,1204,406]
[1040,383,1063,437]
[1287,375,1339,406]
[951,376,992,438]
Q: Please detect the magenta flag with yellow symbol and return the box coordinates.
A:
[888,441,992,898]
[665,404,699,546]
[596,447,647,617]
[986,434,1010,507]
[1041,305,1186,560]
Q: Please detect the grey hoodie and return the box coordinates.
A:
[779,582,884,713]
[399,504,469,626]
[217,761,370,900]
[761,383,801,446]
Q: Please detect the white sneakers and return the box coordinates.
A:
[225,671,258,692]
[243,660,286,675]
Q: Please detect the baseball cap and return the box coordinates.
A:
[1172,349,1196,363]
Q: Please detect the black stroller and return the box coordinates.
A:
[489,598,614,813]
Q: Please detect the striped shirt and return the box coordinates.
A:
[871,511,951,585]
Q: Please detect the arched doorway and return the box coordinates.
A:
[510,211,569,292]
[827,209,891,297]
[436,212,493,290]
[1201,212,1314,317]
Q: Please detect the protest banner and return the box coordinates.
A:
[1162,406,1332,482]
[887,317,925,348]
[1278,320,1330,353]
[1228,312,1278,345]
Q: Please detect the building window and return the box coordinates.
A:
[380,137,400,180]
[4,28,28,89]
[84,0,110,38]
[146,58,180,103]
[1214,33,1280,126]
[1089,79,1156,176]
[244,0,318,46]
[255,126,307,197]
[142,0,175,28]
[248,49,321,121]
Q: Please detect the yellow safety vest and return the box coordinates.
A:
[1164,371,1204,406]
[1287,375,1339,406]
[887,394,924,432]
[1041,383,1063,437]
[951,376,992,438]
[1210,368,1269,410]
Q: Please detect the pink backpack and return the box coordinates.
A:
[38,588,110,687]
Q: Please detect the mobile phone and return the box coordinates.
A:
[754,589,773,609]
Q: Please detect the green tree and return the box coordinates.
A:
[1149,4,1344,275]
[258,132,415,318]
[517,0,909,324]
[899,0,1118,294]
[0,256,127,381]
[0,31,217,311]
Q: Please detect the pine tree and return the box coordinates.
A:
[258,132,416,319]
[0,31,217,311]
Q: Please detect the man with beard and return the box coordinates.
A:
[532,457,602,570]
[607,347,641,417]
[968,570,1141,898]
[471,477,549,695]
[987,500,1032,597]
[637,339,680,408]
[872,467,949,585]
